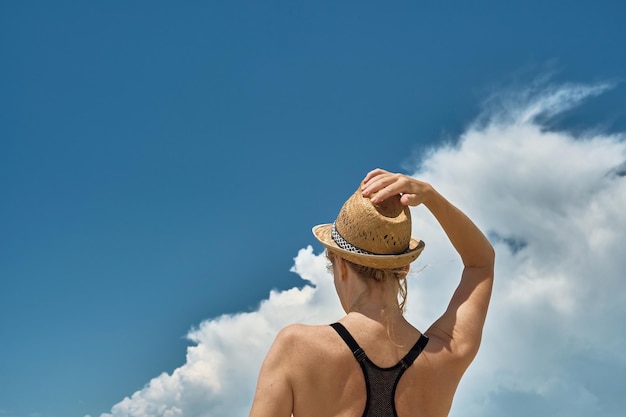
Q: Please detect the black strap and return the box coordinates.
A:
[399,334,429,369]
[331,322,428,368]
[330,322,367,362]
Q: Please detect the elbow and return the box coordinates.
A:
[486,244,496,266]
[480,242,496,268]
[465,245,495,269]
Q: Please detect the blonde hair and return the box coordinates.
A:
[326,250,409,311]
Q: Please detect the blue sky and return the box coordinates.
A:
[1,2,625,417]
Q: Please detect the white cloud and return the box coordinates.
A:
[415,83,626,417]
[100,83,626,417]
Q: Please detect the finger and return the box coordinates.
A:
[370,175,417,203]
[362,173,396,197]
[369,178,405,202]
[400,193,420,206]
[362,168,390,187]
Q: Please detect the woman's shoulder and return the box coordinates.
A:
[274,323,339,345]
[272,323,348,361]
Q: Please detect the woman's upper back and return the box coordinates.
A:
[282,316,471,417]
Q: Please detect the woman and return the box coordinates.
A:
[249,168,495,417]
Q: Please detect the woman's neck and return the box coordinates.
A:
[347,284,403,322]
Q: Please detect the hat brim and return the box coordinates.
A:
[312,224,425,269]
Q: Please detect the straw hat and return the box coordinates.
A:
[312,186,425,269]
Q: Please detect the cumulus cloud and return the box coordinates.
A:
[410,82,626,417]
[100,83,626,417]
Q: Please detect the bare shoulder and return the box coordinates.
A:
[271,323,346,368]
[274,323,336,343]
[274,323,341,350]
[421,326,477,375]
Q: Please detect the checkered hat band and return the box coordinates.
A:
[331,222,374,255]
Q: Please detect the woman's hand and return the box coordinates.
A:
[361,168,433,206]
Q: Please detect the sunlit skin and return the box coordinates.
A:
[249,168,495,417]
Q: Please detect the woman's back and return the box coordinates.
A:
[281,315,468,417]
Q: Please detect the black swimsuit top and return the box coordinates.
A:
[330,322,429,417]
